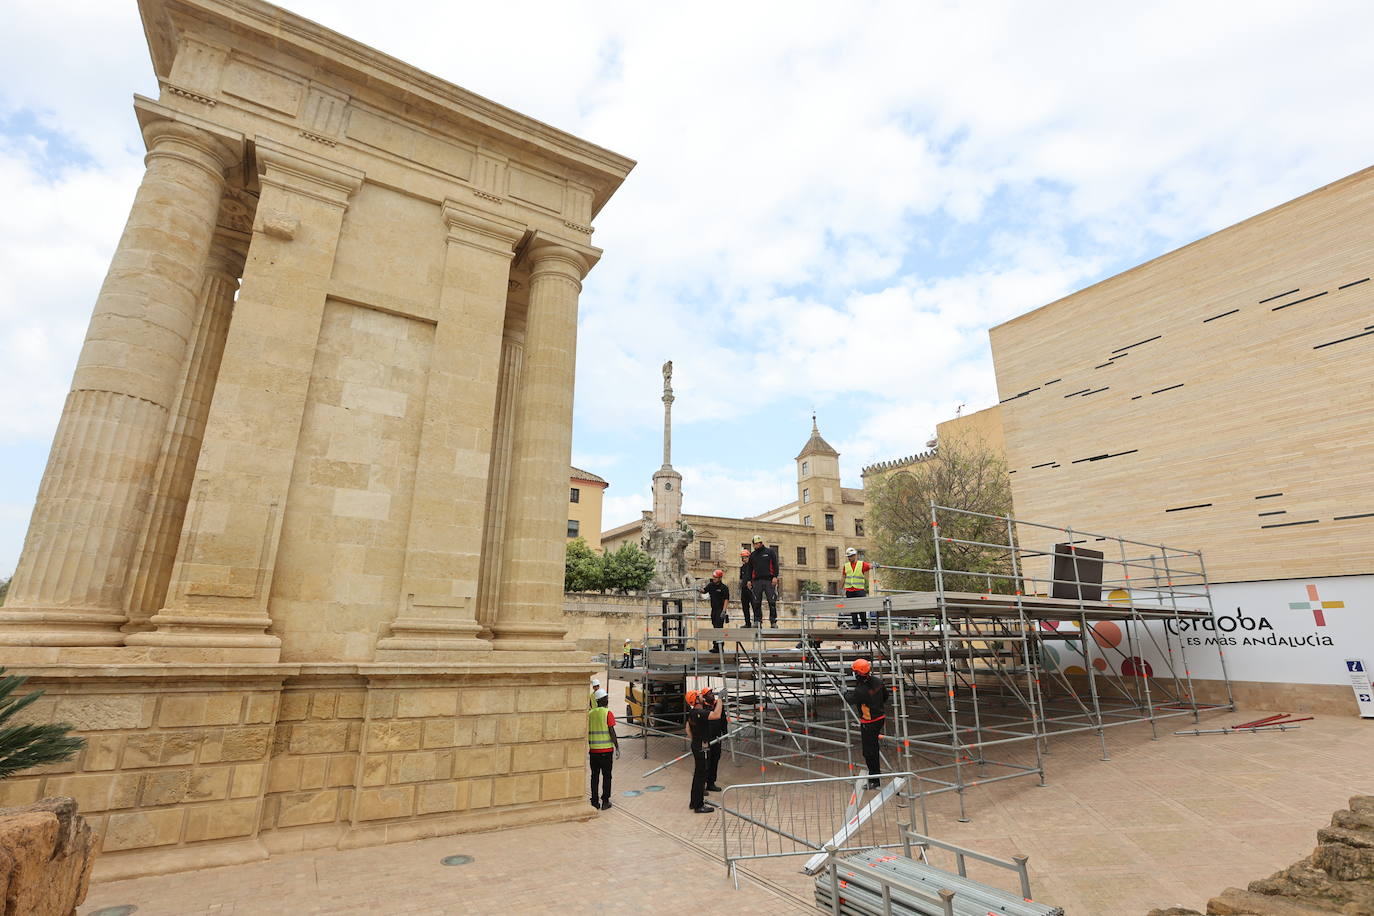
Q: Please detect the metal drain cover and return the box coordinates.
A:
[644,785,665,792]
[623,789,643,797]
[440,854,474,866]
[90,908,138,916]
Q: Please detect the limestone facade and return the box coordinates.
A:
[0,0,631,875]
[987,167,1374,585]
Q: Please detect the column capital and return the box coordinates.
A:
[134,95,242,182]
[253,137,365,211]
[442,198,526,257]
[516,231,601,282]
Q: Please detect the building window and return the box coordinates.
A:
[802,488,810,504]
[826,547,838,568]
[570,487,580,503]
[855,518,864,537]
[770,544,780,560]
[796,546,807,565]
[803,515,812,527]
[699,541,712,560]
[826,581,839,595]
[567,519,580,538]
[801,460,809,476]
[824,513,835,531]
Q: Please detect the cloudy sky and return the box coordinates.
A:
[3,1,1374,574]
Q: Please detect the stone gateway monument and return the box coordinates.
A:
[0,0,632,877]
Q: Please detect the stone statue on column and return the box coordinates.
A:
[645,359,692,591]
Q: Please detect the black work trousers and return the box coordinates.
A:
[847,589,869,629]
[589,751,613,803]
[706,741,722,787]
[689,748,708,809]
[739,582,757,627]
[860,718,884,778]
[751,580,778,626]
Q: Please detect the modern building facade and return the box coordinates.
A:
[982,165,1374,713]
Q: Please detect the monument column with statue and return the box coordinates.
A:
[643,360,694,590]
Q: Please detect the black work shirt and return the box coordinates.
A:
[688,706,712,752]
[747,546,779,581]
[848,674,888,722]
[702,580,730,611]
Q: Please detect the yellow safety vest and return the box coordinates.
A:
[844,560,867,591]
[588,706,614,751]
[588,690,598,710]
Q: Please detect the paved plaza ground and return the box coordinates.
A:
[80,692,1373,915]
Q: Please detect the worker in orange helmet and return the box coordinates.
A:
[700,568,730,653]
[847,658,887,790]
[737,548,758,628]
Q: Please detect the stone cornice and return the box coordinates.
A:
[442,198,526,257]
[138,0,635,215]
[253,135,365,209]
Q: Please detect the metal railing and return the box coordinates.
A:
[719,771,922,882]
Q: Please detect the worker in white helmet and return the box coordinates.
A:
[842,547,876,629]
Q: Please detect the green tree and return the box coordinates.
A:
[602,542,655,594]
[565,538,605,592]
[867,436,1014,594]
[0,668,85,779]
[798,579,825,597]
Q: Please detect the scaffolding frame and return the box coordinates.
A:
[604,504,1233,821]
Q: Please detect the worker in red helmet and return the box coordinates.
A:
[700,568,730,653]
[737,548,758,628]
[847,658,887,790]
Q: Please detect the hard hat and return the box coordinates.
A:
[846,547,858,556]
[591,679,600,687]
[752,534,764,543]
[851,658,872,676]
[712,568,724,578]
[739,549,750,558]
[685,690,699,705]
[594,688,609,701]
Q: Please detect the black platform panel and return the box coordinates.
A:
[1052,544,1104,602]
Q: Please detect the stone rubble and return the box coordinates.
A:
[0,796,94,916]
[1147,795,1374,916]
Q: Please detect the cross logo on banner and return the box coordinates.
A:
[1290,584,1344,626]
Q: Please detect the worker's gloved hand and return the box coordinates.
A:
[614,747,621,760]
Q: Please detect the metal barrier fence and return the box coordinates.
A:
[719,772,925,883]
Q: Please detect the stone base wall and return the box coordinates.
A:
[2,663,593,880]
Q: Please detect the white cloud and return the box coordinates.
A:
[5,0,1374,573]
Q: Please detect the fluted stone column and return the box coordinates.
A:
[490,235,598,653]
[474,328,524,636]
[375,200,525,659]
[125,139,362,661]
[124,233,247,631]
[0,111,239,647]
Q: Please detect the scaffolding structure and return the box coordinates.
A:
[606,504,1233,821]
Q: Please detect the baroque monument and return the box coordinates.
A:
[640,361,693,591]
[0,0,632,878]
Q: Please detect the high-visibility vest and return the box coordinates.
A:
[588,690,597,710]
[588,706,614,751]
[844,560,867,592]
